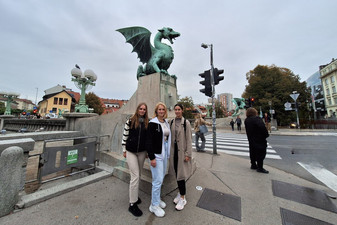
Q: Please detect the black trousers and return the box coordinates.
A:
[249,147,266,169]
[174,142,186,195]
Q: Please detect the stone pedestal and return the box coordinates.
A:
[63,113,98,131]
[120,73,178,117]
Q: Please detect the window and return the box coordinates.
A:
[334,97,337,105]
[54,97,58,104]
[59,98,63,105]
[331,76,335,83]
[325,79,329,85]
[52,107,57,113]
[328,99,332,105]
[333,86,336,94]
[326,88,330,95]
[64,98,68,105]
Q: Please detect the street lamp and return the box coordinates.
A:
[71,65,97,113]
[201,43,217,154]
[0,92,19,115]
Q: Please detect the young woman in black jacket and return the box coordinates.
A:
[122,103,149,217]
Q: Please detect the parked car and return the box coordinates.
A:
[45,113,58,119]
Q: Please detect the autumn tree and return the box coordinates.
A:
[243,65,311,126]
[85,92,104,115]
[177,96,194,119]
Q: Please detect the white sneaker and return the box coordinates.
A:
[175,197,187,211]
[149,205,165,217]
[173,193,181,204]
[159,200,166,209]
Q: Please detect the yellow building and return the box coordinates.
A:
[38,91,75,117]
[320,58,337,117]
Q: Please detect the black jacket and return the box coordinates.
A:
[244,116,269,151]
[124,120,148,153]
[146,121,164,160]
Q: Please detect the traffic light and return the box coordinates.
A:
[250,97,255,106]
[199,70,212,97]
[213,68,224,85]
[244,98,250,108]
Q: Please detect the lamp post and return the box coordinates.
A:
[0,92,19,115]
[71,65,97,113]
[201,43,217,155]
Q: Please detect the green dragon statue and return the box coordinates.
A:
[117,26,180,79]
[232,98,246,117]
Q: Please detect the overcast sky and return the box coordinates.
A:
[1,0,336,105]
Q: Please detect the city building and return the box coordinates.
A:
[100,98,128,114]
[320,58,337,117]
[306,71,326,119]
[15,98,35,111]
[217,93,234,112]
[38,90,75,117]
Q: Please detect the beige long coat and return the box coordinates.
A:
[168,117,192,181]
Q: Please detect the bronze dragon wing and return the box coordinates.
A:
[116,26,153,64]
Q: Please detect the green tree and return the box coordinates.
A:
[177,96,194,119]
[85,92,104,115]
[243,65,311,126]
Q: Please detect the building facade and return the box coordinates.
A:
[217,93,234,112]
[320,58,337,117]
[38,90,75,117]
[306,71,326,119]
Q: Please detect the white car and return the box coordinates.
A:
[45,113,58,119]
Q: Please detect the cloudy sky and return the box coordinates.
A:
[1,0,336,105]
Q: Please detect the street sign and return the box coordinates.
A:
[290,93,299,101]
[284,102,292,111]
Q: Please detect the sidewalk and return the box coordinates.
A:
[1,147,336,225]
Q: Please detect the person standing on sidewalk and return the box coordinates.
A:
[244,108,269,174]
[235,116,242,131]
[263,112,271,133]
[147,102,171,217]
[122,103,149,217]
[194,113,211,152]
[169,104,192,211]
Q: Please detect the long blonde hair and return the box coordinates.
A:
[130,103,149,129]
[153,102,168,119]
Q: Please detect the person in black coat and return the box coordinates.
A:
[244,108,269,173]
[122,103,149,217]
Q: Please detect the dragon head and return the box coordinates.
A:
[158,27,180,44]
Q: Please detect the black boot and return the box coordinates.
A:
[135,197,142,205]
[129,203,143,217]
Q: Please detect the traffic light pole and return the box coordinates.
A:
[209,44,217,155]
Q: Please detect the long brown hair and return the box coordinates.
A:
[130,103,149,129]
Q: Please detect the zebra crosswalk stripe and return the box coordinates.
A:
[193,133,282,160]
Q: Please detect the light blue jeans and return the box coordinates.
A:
[150,141,168,206]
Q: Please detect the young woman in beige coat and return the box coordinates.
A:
[169,104,192,211]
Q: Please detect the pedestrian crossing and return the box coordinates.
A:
[192,133,282,160]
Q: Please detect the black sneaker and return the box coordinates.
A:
[135,197,142,205]
[257,168,269,174]
[129,203,143,217]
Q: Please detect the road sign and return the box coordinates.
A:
[290,93,299,101]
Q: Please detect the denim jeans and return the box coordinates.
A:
[195,131,205,150]
[150,141,168,206]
